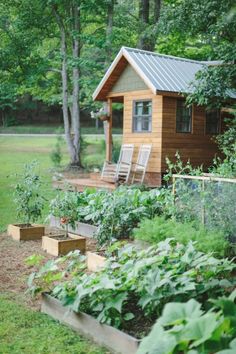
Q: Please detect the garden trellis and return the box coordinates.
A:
[172,174,236,241]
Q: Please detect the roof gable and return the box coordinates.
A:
[111,64,148,93]
[93,47,236,101]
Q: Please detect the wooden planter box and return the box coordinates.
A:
[42,233,86,256]
[50,216,98,238]
[41,293,140,354]
[86,251,106,272]
[7,224,45,241]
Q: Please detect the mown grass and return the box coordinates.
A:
[0,136,121,231]
[0,124,122,135]
[0,295,106,354]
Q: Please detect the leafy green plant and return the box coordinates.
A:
[50,134,64,168]
[28,240,235,336]
[137,291,236,354]
[133,216,231,257]
[49,186,167,245]
[13,161,45,225]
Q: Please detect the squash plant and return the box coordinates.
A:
[28,240,236,336]
[137,291,236,354]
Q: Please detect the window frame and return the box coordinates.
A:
[132,99,152,133]
[176,99,193,134]
[205,109,221,135]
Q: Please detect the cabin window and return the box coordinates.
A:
[176,100,192,133]
[133,100,152,132]
[205,109,220,134]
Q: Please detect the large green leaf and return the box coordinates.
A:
[137,323,177,354]
[179,313,218,348]
[160,299,203,326]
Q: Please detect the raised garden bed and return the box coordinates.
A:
[41,293,140,354]
[42,233,86,256]
[86,251,106,272]
[50,216,98,238]
[7,224,45,241]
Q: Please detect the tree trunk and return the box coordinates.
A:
[71,1,81,167]
[52,4,81,167]
[138,0,149,50]
[138,0,162,52]
[104,0,114,70]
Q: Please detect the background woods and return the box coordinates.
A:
[0,0,235,164]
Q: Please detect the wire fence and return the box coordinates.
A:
[172,174,236,242]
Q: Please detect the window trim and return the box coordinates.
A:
[132,99,152,133]
[205,109,221,135]
[175,99,193,134]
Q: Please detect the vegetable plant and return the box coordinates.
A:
[137,291,236,354]
[133,216,231,257]
[13,161,45,226]
[28,240,236,336]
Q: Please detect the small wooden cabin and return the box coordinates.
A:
[93,47,235,185]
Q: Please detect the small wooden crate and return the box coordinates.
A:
[7,224,45,241]
[86,251,106,272]
[42,233,86,256]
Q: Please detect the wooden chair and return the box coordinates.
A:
[131,144,152,184]
[101,144,134,184]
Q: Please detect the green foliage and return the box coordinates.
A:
[160,0,236,108]
[133,216,230,257]
[13,160,45,225]
[50,134,64,168]
[164,151,203,183]
[0,295,105,354]
[137,292,236,354]
[28,240,236,333]
[49,186,166,245]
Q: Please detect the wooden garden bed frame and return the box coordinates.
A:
[41,293,140,354]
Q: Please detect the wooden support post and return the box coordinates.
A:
[106,98,112,162]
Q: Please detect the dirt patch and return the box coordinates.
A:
[0,230,98,310]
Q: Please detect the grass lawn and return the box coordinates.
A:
[0,124,122,135]
[0,295,106,354]
[0,135,121,231]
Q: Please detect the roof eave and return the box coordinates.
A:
[92,47,157,101]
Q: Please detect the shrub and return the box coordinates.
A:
[133,216,231,257]
[50,134,64,168]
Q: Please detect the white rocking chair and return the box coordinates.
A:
[101,144,134,184]
[131,144,152,184]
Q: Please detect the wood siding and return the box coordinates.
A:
[161,96,220,172]
[111,64,148,93]
[120,90,163,173]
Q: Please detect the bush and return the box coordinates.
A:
[50,134,64,168]
[133,216,231,257]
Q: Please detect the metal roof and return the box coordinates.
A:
[93,46,236,100]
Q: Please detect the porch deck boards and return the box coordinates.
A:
[52,178,116,192]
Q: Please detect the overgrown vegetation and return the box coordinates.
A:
[28,240,236,337]
[133,216,230,257]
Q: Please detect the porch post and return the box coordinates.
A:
[106,98,112,161]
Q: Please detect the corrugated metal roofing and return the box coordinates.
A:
[93,46,236,100]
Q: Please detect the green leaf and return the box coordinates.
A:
[124,312,135,321]
[160,299,203,326]
[137,323,177,354]
[180,313,218,348]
